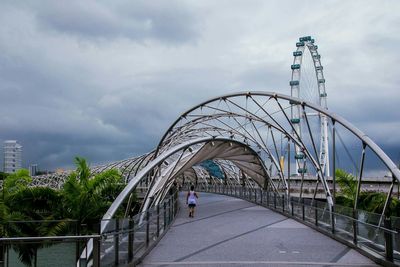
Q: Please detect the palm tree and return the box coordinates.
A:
[335,169,358,208]
[1,170,70,266]
[61,157,124,233]
[1,158,126,266]
[335,169,400,217]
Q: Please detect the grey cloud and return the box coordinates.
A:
[26,1,200,44]
[0,1,400,171]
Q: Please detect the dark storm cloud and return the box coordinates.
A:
[0,0,399,172]
[26,1,199,43]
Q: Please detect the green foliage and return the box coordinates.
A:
[0,171,9,180]
[3,169,32,196]
[335,169,400,217]
[1,157,126,266]
[61,157,124,232]
[335,169,357,207]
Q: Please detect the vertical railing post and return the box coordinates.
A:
[302,199,305,221]
[384,217,394,262]
[331,206,335,234]
[291,197,294,216]
[114,219,119,265]
[274,192,277,209]
[163,202,167,231]
[171,194,175,218]
[156,205,160,237]
[352,210,358,245]
[146,209,150,247]
[128,219,134,262]
[168,198,172,225]
[93,236,100,267]
[315,202,318,227]
[282,194,285,213]
[266,189,269,207]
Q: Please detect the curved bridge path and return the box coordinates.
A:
[139,193,379,267]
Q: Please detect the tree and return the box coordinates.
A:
[335,169,358,207]
[335,169,400,217]
[3,169,32,196]
[0,172,9,181]
[1,158,126,266]
[61,157,124,233]
[1,170,68,266]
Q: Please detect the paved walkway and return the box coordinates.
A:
[139,193,379,267]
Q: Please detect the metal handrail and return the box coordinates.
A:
[0,235,100,243]
[202,184,399,265]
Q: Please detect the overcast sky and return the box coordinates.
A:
[0,1,399,171]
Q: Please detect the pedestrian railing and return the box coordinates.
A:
[0,190,179,267]
[200,184,399,267]
[0,235,100,267]
[98,191,179,266]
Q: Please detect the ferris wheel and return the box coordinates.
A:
[290,36,329,177]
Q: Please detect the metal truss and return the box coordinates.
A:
[98,91,400,226]
[10,92,400,226]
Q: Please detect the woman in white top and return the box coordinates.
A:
[186,185,199,218]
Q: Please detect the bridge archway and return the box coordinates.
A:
[103,91,400,227]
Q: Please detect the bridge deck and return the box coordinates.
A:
[139,193,379,267]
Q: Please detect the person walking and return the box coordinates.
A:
[186,185,198,218]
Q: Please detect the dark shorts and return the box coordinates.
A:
[188,204,196,208]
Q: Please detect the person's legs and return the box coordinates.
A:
[188,204,196,217]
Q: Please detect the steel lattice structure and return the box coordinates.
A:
[99,92,400,227]
[18,91,400,226]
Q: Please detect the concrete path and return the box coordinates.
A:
[139,193,379,267]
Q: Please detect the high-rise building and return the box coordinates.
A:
[3,140,22,173]
[29,164,38,176]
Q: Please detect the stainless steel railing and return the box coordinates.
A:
[201,184,399,266]
[0,189,179,267]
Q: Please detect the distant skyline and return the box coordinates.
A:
[0,1,399,170]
